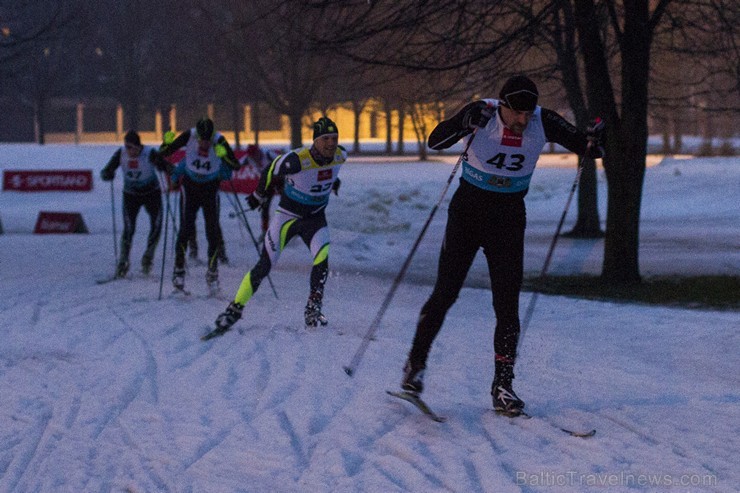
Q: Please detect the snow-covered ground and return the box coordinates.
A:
[0,144,737,492]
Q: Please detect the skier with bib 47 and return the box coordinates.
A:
[400,75,604,416]
[100,130,174,278]
[209,117,346,337]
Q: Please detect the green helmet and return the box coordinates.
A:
[313,116,338,140]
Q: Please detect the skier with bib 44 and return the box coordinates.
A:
[158,118,240,294]
[400,75,604,416]
[208,117,346,338]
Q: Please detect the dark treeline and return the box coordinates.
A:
[1,0,738,283]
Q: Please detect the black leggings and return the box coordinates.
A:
[409,180,526,366]
[120,189,162,265]
[175,179,222,270]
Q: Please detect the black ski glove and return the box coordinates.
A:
[246,192,265,210]
[332,178,341,196]
[462,101,494,129]
[100,169,114,181]
[586,118,605,158]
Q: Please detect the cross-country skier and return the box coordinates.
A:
[159,118,240,292]
[100,130,174,278]
[400,75,605,415]
[212,116,345,334]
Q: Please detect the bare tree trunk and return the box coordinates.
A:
[252,100,260,146]
[601,7,651,284]
[35,98,47,145]
[575,0,656,283]
[352,100,362,154]
[384,100,393,154]
[231,98,241,149]
[672,117,683,154]
[566,156,604,237]
[396,106,405,155]
[289,110,303,149]
[553,0,603,237]
[602,132,645,283]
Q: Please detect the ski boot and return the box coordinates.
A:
[491,359,525,416]
[172,267,186,291]
[304,292,328,327]
[214,301,243,332]
[188,238,199,261]
[141,256,153,275]
[218,245,229,265]
[115,260,129,279]
[401,359,426,395]
[206,264,219,294]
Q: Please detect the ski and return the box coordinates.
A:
[496,410,596,438]
[207,284,222,299]
[96,276,120,285]
[386,390,447,423]
[171,287,192,297]
[201,325,231,341]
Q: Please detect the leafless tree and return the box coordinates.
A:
[316,0,736,283]
[1,1,85,143]
[85,0,178,132]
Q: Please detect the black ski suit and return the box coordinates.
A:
[407,99,603,375]
[159,128,239,273]
[100,145,172,270]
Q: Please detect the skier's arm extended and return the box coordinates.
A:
[158,130,192,157]
[541,109,604,159]
[428,101,489,150]
[100,149,122,180]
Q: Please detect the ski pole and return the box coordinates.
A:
[225,179,279,299]
[517,153,587,350]
[518,118,603,349]
[343,130,479,377]
[110,180,118,265]
[158,187,171,300]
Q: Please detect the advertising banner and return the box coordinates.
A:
[3,170,93,192]
[33,212,89,234]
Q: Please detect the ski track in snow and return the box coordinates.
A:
[3,268,735,491]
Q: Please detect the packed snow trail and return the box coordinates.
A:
[1,148,737,491]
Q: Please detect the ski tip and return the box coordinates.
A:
[96,276,121,284]
[563,428,596,438]
[201,325,229,341]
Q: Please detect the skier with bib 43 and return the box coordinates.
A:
[400,75,604,416]
[208,117,346,338]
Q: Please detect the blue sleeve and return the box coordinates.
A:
[219,161,234,180]
[171,159,186,180]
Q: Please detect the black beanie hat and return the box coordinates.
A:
[124,130,141,147]
[499,75,539,112]
[313,116,338,140]
[196,118,214,140]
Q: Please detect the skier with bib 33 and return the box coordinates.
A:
[209,117,346,338]
[400,75,604,415]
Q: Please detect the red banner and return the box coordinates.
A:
[3,170,93,192]
[220,160,260,194]
[33,212,89,234]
